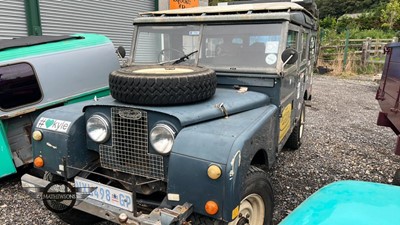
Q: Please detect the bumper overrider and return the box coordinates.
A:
[21,174,193,225]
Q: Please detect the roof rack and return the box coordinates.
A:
[141,2,313,18]
[227,0,319,18]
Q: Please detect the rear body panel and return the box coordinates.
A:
[0,33,119,119]
[376,42,400,154]
[0,33,120,178]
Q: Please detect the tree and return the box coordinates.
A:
[317,0,389,19]
[381,0,400,29]
[320,16,337,29]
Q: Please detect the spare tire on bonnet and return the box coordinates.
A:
[109,65,217,105]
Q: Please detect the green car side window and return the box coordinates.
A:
[0,63,42,110]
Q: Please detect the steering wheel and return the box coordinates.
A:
[158,48,185,63]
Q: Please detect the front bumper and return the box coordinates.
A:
[21,174,193,225]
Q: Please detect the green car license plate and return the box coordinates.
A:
[74,177,133,211]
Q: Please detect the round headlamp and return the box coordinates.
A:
[86,114,110,143]
[150,124,175,155]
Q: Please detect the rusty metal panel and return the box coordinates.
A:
[6,114,35,167]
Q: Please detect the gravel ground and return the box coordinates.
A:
[271,75,400,224]
[1,75,399,225]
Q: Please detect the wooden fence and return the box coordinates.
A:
[319,37,398,72]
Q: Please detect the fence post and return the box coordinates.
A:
[320,28,324,44]
[362,37,371,66]
[394,37,399,43]
[343,30,350,72]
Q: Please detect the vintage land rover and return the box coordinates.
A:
[0,34,120,179]
[22,1,318,225]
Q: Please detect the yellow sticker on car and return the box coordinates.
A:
[232,205,239,220]
[279,104,292,142]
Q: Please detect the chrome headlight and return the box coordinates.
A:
[150,124,175,155]
[86,114,110,143]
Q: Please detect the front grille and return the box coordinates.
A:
[99,108,164,180]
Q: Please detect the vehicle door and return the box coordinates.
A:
[278,25,300,147]
[298,28,309,105]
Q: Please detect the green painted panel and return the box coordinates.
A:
[0,33,111,62]
[24,0,42,36]
[0,121,17,178]
[37,87,109,109]
[65,89,110,105]
[279,180,400,225]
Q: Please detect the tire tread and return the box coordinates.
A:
[109,66,217,105]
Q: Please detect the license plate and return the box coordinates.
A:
[74,177,133,211]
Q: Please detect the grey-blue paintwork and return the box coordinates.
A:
[27,2,320,223]
[32,101,98,178]
[83,88,270,126]
[168,105,278,220]
[31,88,277,221]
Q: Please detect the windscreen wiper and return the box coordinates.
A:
[172,50,198,65]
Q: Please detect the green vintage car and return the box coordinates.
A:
[0,33,120,178]
[279,180,400,225]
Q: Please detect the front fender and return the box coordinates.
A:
[167,104,278,221]
[32,101,97,178]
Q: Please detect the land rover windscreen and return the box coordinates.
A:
[132,23,284,73]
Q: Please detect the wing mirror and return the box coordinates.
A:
[116,46,126,59]
[281,48,299,66]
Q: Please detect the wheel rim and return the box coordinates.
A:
[228,194,265,225]
[299,107,305,139]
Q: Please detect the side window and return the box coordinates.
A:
[285,30,298,68]
[0,63,42,110]
[309,36,316,59]
[205,37,224,58]
[301,32,309,61]
[287,30,298,50]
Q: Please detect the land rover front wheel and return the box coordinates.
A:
[109,65,217,105]
[228,166,274,225]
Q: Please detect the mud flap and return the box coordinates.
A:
[0,121,16,178]
[377,111,400,134]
